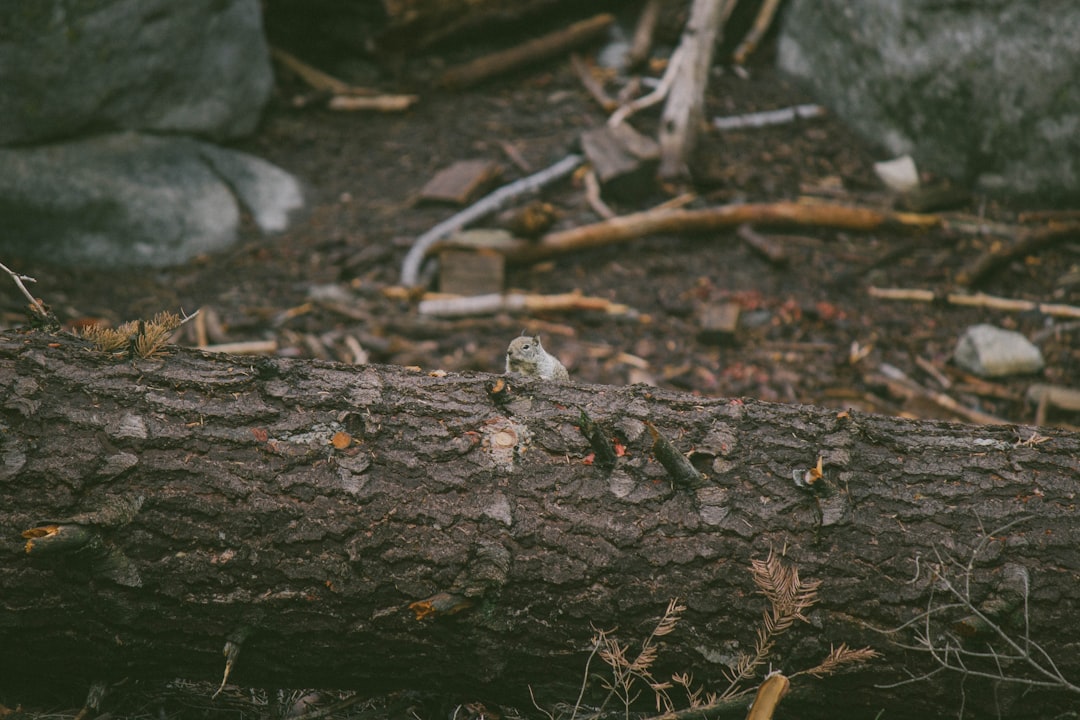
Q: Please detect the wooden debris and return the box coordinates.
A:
[627,0,663,69]
[437,248,505,296]
[1018,209,1080,223]
[580,122,660,201]
[732,0,784,65]
[658,0,737,178]
[897,182,970,213]
[200,340,278,356]
[495,201,558,239]
[583,169,616,219]
[438,13,615,89]
[501,201,942,265]
[868,287,1080,320]
[1027,383,1080,427]
[955,221,1080,287]
[696,301,740,345]
[327,94,419,112]
[608,46,684,128]
[712,104,826,131]
[737,223,789,265]
[420,160,503,206]
[871,363,1010,425]
[272,46,419,113]
[570,53,617,112]
[417,291,633,318]
[400,153,583,287]
[271,47,360,96]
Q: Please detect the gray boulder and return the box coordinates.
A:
[0,133,303,268]
[778,1,1080,200]
[0,0,272,146]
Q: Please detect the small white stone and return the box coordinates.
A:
[954,324,1044,377]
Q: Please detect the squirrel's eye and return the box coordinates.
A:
[522,344,531,350]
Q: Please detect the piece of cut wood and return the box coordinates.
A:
[420,160,504,205]
[580,122,660,200]
[696,301,740,345]
[437,248,505,296]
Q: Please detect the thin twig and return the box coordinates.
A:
[0,260,49,319]
[583,168,616,219]
[400,154,583,287]
[608,46,685,128]
[732,0,784,65]
[713,104,826,131]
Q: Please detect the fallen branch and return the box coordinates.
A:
[713,104,826,131]
[271,47,418,112]
[658,0,737,178]
[627,0,663,68]
[417,291,633,318]
[327,94,418,112]
[954,221,1080,287]
[608,46,685,128]
[400,153,583,287]
[583,168,616,219]
[438,13,615,89]
[868,287,1080,320]
[570,53,617,113]
[501,201,941,264]
[198,340,279,356]
[271,47,362,96]
[872,363,1010,425]
[732,0,784,65]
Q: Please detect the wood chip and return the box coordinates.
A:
[437,249,505,296]
[420,160,504,205]
[696,301,740,345]
[580,122,660,200]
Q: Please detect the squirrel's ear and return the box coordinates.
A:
[533,335,541,343]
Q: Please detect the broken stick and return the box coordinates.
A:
[627,0,663,69]
[500,201,941,264]
[417,291,633,318]
[438,14,615,89]
[400,154,583,287]
[658,0,737,178]
[868,287,1080,320]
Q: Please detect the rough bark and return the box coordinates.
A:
[2,329,1079,718]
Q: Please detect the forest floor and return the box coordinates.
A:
[6,19,1078,432]
[2,5,1080,718]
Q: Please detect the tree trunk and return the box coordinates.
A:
[2,329,1078,718]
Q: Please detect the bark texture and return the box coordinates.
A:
[1,329,1078,718]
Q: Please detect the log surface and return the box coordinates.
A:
[1,329,1078,717]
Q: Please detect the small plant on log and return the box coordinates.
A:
[78,310,193,358]
[535,551,879,719]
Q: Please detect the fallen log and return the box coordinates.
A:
[2,328,1078,719]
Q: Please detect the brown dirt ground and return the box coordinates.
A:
[2,8,1080,716]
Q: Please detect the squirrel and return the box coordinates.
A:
[505,335,569,381]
